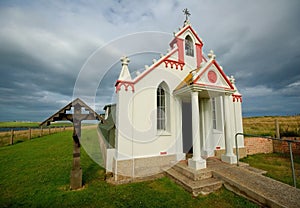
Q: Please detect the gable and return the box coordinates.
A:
[193,60,234,90]
[171,25,203,47]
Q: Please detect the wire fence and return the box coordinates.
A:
[0,126,73,147]
[235,133,300,188]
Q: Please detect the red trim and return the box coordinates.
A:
[163,48,178,60]
[193,60,235,90]
[216,146,221,150]
[133,48,176,84]
[169,38,177,49]
[175,25,203,45]
[233,94,242,102]
[160,151,167,155]
[177,38,184,63]
[196,43,202,68]
[193,61,213,83]
[115,47,181,92]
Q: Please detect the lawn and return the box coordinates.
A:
[240,153,300,187]
[0,128,258,208]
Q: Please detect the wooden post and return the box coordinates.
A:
[28,128,31,140]
[40,127,43,137]
[70,103,83,190]
[275,119,280,139]
[10,129,14,145]
[70,121,82,190]
[63,126,65,131]
[48,127,51,134]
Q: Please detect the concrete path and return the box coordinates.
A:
[206,158,300,208]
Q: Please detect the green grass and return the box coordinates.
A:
[0,129,257,208]
[240,153,300,187]
[0,121,40,128]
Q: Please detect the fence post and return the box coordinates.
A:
[10,129,14,145]
[288,142,297,188]
[28,128,31,140]
[48,127,51,134]
[275,119,280,139]
[40,126,43,137]
[63,126,65,131]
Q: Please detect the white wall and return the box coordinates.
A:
[116,59,194,160]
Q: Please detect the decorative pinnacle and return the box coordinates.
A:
[207,50,216,59]
[230,75,235,84]
[120,56,130,66]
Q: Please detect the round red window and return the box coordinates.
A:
[208,70,217,83]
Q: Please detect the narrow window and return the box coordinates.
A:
[185,35,194,57]
[157,86,166,130]
[212,98,217,129]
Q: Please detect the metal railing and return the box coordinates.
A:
[235,133,299,188]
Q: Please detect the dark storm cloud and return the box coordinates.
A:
[0,0,299,120]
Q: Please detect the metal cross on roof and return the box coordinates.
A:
[183,8,191,21]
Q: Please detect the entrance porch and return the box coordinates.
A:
[174,85,237,170]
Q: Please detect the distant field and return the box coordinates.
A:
[0,121,73,128]
[0,121,40,128]
[243,115,300,137]
[1,115,299,137]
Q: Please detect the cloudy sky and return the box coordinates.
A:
[0,0,299,121]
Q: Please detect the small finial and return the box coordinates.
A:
[208,50,216,59]
[183,8,191,25]
[120,56,130,66]
[230,75,235,84]
[183,8,191,21]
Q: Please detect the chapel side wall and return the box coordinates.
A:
[127,62,191,158]
[131,87,176,157]
[115,86,134,160]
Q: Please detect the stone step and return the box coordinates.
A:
[173,162,212,181]
[165,167,223,196]
[212,166,300,208]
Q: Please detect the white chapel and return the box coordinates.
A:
[99,14,244,180]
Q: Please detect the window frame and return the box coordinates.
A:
[156,82,170,134]
[212,97,217,130]
[157,86,166,130]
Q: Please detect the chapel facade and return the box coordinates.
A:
[99,17,244,180]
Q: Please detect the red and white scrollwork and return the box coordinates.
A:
[232,94,242,102]
[115,80,135,93]
[163,59,185,70]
